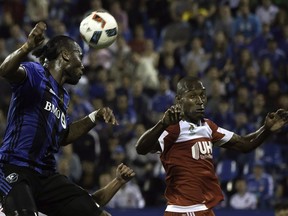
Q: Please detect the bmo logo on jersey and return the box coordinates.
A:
[44,101,67,129]
[191,141,213,160]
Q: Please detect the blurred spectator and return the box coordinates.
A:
[258,36,286,77]
[2,0,25,25]
[208,31,232,70]
[255,0,279,25]
[274,174,288,205]
[113,93,137,143]
[158,54,184,91]
[88,65,109,99]
[250,23,274,56]
[130,79,151,126]
[249,93,267,128]
[73,130,101,191]
[6,24,27,52]
[230,178,258,209]
[25,0,49,24]
[103,79,118,110]
[211,97,235,130]
[109,1,130,41]
[124,123,159,184]
[111,145,127,165]
[265,79,282,112]
[214,3,234,39]
[133,51,160,94]
[243,65,266,94]
[246,161,274,209]
[56,145,82,183]
[232,85,253,114]
[231,3,262,43]
[206,79,226,115]
[182,37,210,74]
[271,6,288,40]
[148,76,175,125]
[189,8,215,49]
[128,24,148,54]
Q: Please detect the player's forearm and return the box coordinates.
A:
[92,178,124,207]
[0,43,30,78]
[135,120,166,155]
[240,125,272,152]
[62,116,95,145]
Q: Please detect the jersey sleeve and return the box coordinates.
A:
[10,62,45,92]
[206,119,234,147]
[158,124,180,152]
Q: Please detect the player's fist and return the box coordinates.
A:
[116,163,135,184]
[265,109,288,132]
[26,22,46,50]
[160,104,182,127]
[95,107,118,125]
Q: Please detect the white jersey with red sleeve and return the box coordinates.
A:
[158,119,234,212]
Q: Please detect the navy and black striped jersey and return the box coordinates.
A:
[0,62,70,175]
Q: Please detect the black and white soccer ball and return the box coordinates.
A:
[79,11,118,49]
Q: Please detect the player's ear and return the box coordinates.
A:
[61,50,70,61]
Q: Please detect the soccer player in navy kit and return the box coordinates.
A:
[0,22,134,216]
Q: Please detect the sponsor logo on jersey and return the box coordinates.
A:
[44,101,67,129]
[5,173,18,184]
[191,141,213,160]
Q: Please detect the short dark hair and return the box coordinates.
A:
[32,35,76,64]
[176,76,201,96]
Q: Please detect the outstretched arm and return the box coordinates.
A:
[136,105,181,155]
[61,107,117,145]
[92,163,135,207]
[223,109,288,153]
[0,22,46,83]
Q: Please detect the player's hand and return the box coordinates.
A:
[160,104,182,127]
[115,163,135,184]
[264,109,288,132]
[95,107,118,125]
[26,22,46,51]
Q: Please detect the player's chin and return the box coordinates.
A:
[66,77,80,85]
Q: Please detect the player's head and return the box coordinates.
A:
[32,35,84,85]
[176,76,206,123]
[274,201,288,216]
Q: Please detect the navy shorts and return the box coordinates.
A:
[0,164,103,216]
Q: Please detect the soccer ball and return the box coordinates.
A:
[79,11,118,49]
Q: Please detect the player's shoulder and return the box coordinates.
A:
[20,61,46,77]
[21,61,43,70]
[203,118,218,129]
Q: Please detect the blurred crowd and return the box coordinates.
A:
[0,0,288,211]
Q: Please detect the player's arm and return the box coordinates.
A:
[135,121,165,155]
[222,109,288,152]
[136,105,181,155]
[91,163,135,207]
[61,107,117,145]
[0,22,46,83]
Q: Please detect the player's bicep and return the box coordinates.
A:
[4,67,26,84]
